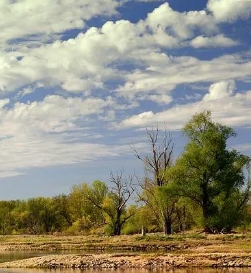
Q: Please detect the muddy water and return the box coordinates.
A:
[0,251,80,263]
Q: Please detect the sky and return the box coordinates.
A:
[0,0,251,200]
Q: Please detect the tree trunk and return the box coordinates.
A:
[202,181,210,232]
[113,222,121,235]
[163,218,172,235]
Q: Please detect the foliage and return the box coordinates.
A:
[169,111,250,233]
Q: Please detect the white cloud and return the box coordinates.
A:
[207,0,251,22]
[204,80,236,101]
[0,0,251,180]
[0,95,115,134]
[0,95,136,177]
[147,93,172,105]
[147,3,217,39]
[117,52,251,95]
[0,0,120,43]
[1,3,249,98]
[0,133,137,179]
[191,34,239,48]
[117,81,251,130]
[234,143,251,153]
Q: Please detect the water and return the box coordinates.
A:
[0,251,81,264]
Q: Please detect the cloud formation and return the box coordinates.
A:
[0,0,120,42]
[207,0,251,22]
[0,0,250,179]
[191,35,239,48]
[118,80,251,130]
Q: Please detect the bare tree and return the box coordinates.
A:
[134,127,173,186]
[87,171,135,235]
[133,127,177,235]
[106,171,135,235]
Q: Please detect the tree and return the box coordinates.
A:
[0,201,16,234]
[134,127,178,235]
[52,194,73,230]
[88,172,135,235]
[24,197,58,234]
[123,204,160,234]
[170,111,250,233]
[69,181,107,233]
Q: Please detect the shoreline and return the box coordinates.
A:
[0,234,250,269]
[0,253,251,269]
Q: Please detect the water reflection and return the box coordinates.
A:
[0,251,82,264]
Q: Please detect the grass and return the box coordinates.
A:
[0,232,250,255]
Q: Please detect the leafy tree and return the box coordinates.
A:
[24,197,58,233]
[123,204,160,234]
[52,194,73,229]
[170,111,250,233]
[0,201,16,234]
[69,181,107,233]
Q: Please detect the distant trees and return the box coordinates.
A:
[0,111,249,235]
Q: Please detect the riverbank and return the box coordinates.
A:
[0,233,250,252]
[0,253,251,268]
[0,233,250,268]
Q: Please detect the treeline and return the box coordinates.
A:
[1,111,251,235]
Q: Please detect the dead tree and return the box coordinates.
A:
[87,171,135,236]
[107,171,135,235]
[133,127,177,235]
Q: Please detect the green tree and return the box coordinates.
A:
[69,180,108,232]
[52,194,73,231]
[123,204,160,234]
[170,111,250,233]
[0,201,16,234]
[21,197,57,233]
[69,180,107,233]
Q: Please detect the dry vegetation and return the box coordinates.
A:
[0,232,250,254]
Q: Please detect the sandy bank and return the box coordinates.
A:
[0,253,251,269]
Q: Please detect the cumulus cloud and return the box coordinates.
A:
[204,80,236,101]
[207,0,251,22]
[118,81,251,130]
[191,34,239,48]
[0,0,251,179]
[1,2,249,98]
[147,3,217,39]
[0,0,121,43]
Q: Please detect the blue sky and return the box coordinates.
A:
[0,0,251,200]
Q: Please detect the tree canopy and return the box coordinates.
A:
[169,111,250,232]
